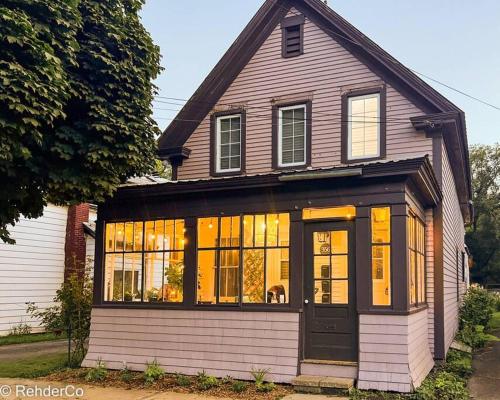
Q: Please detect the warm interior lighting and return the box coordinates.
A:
[303,206,356,220]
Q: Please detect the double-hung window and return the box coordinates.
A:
[346,91,383,161]
[408,213,426,306]
[215,114,242,173]
[278,104,308,167]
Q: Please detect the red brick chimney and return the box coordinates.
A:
[64,203,90,279]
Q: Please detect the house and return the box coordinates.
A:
[83,0,471,392]
[0,204,95,335]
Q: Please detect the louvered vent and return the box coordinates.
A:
[281,15,304,58]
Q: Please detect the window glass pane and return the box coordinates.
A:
[278,213,290,246]
[175,220,185,250]
[266,249,288,303]
[314,231,330,255]
[243,249,264,303]
[331,231,348,254]
[220,216,240,247]
[145,221,155,251]
[104,254,123,301]
[331,280,348,304]
[371,207,390,243]
[154,220,164,251]
[314,256,330,279]
[220,119,230,132]
[230,116,240,131]
[255,215,266,247]
[144,252,163,302]
[219,250,239,303]
[134,222,143,251]
[197,250,216,304]
[348,94,379,159]
[124,222,134,251]
[266,214,279,247]
[372,245,391,306]
[314,280,330,304]
[164,252,184,303]
[331,255,348,279]
[198,218,218,248]
[303,206,356,220]
[280,105,306,165]
[115,223,125,252]
[418,254,425,303]
[410,250,416,304]
[124,253,142,302]
[105,223,115,252]
[243,215,254,247]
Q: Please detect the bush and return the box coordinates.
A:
[231,380,248,393]
[8,323,32,336]
[143,359,164,384]
[85,359,107,382]
[415,371,468,400]
[456,324,489,349]
[445,349,472,378]
[175,373,191,387]
[120,363,133,383]
[459,286,495,329]
[250,367,275,392]
[197,371,219,390]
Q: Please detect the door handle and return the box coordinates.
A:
[304,299,309,304]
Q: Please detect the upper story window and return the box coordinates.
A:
[341,87,386,164]
[281,15,305,58]
[210,110,246,176]
[273,101,311,169]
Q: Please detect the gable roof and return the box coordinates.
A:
[157,0,471,211]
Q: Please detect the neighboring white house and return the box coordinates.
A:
[0,204,95,336]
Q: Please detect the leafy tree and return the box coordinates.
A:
[466,144,500,285]
[0,0,161,243]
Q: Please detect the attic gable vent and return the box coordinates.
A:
[281,15,305,58]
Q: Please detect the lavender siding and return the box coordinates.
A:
[178,10,432,180]
[358,311,433,393]
[83,308,299,383]
[441,143,466,353]
[425,209,435,355]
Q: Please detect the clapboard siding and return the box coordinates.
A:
[441,143,466,354]
[83,308,300,383]
[358,310,434,393]
[0,205,68,335]
[179,11,432,180]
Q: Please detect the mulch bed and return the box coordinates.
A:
[45,369,294,400]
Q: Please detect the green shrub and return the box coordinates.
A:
[415,371,468,400]
[8,323,32,336]
[143,359,164,384]
[197,371,219,390]
[459,287,495,329]
[85,359,107,382]
[120,363,133,383]
[445,349,472,378]
[256,382,275,392]
[175,373,191,387]
[221,375,233,384]
[250,367,275,392]
[456,324,489,349]
[231,380,248,393]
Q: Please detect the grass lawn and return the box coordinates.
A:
[0,352,67,378]
[489,311,500,332]
[0,332,66,347]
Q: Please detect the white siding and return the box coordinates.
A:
[83,308,299,383]
[0,205,68,335]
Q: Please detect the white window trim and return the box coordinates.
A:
[278,104,307,168]
[347,93,380,161]
[215,114,241,173]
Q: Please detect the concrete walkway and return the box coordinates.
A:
[0,378,346,400]
[0,340,66,361]
[468,329,500,399]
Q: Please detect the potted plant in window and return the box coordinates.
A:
[147,288,159,302]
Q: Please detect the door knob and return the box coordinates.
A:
[304,299,309,304]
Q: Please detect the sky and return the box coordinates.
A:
[141,0,500,145]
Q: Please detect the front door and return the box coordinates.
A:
[304,221,357,361]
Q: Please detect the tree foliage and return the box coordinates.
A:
[0,0,161,243]
[466,144,500,284]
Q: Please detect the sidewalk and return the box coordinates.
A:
[0,378,345,400]
[468,329,500,400]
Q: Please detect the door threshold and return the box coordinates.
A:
[302,359,358,367]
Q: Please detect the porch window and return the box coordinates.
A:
[347,93,380,160]
[103,219,185,303]
[371,207,391,306]
[196,213,290,305]
[216,114,241,173]
[408,213,426,306]
[278,104,306,167]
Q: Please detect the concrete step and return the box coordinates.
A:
[292,375,354,394]
[300,359,357,379]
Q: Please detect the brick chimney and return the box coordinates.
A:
[64,203,90,279]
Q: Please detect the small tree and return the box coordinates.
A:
[27,265,93,366]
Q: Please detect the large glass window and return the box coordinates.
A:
[216,114,241,173]
[104,219,185,303]
[371,207,391,306]
[348,93,380,160]
[409,213,426,306]
[197,213,290,305]
[278,105,306,167]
